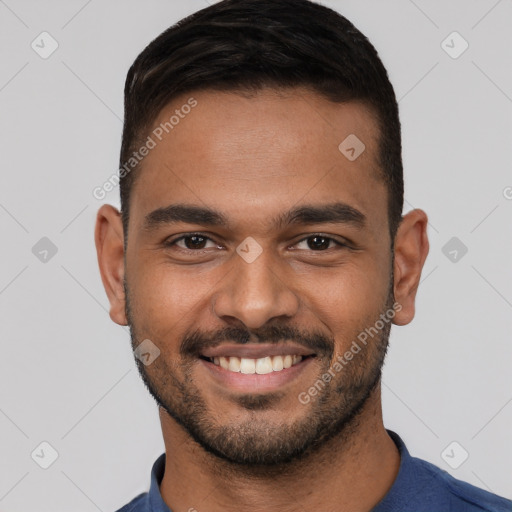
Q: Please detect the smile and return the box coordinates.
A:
[202,355,308,374]
[198,343,317,392]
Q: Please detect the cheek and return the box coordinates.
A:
[300,262,389,340]
[129,247,390,345]
[128,260,216,338]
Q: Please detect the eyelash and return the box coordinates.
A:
[164,232,348,253]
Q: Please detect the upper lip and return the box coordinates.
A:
[201,343,316,359]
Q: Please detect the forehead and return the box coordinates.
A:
[129,87,388,237]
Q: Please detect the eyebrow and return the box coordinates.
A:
[143,201,366,231]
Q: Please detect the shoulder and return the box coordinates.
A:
[375,431,512,512]
[114,453,167,512]
[410,455,512,511]
[115,492,149,512]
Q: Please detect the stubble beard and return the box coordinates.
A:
[125,280,394,468]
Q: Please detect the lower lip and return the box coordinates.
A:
[199,357,315,393]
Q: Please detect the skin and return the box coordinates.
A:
[95,87,429,512]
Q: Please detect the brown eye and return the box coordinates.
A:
[295,235,344,251]
[307,235,331,250]
[165,233,218,251]
[182,235,208,249]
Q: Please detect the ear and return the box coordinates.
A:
[392,209,429,326]
[94,204,127,326]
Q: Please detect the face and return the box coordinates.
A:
[96,87,428,466]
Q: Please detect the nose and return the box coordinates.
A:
[212,246,300,330]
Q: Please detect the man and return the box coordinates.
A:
[95,0,512,511]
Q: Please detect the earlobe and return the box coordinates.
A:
[391,209,430,326]
[94,205,128,326]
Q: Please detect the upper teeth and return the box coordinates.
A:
[211,355,303,374]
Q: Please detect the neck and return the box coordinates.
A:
[159,384,400,512]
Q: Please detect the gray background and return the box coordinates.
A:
[0,0,511,510]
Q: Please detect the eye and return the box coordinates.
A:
[294,234,346,251]
[164,233,348,254]
[165,233,219,251]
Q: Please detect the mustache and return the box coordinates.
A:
[180,324,334,358]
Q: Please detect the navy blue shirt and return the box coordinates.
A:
[116,430,512,511]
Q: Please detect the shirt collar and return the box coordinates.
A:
[147,453,171,511]
[147,429,410,511]
[372,429,428,511]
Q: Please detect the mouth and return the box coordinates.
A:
[197,344,317,393]
[199,354,315,374]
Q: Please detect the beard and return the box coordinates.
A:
[125,279,395,468]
